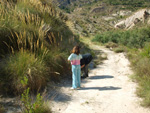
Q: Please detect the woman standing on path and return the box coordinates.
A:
[68,46,82,89]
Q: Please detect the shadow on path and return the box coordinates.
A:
[46,86,72,102]
[78,86,121,91]
[48,92,72,102]
[89,75,114,80]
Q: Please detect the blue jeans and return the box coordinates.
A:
[72,65,81,88]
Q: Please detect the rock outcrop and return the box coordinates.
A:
[115,9,150,29]
[54,0,97,7]
[91,7,105,13]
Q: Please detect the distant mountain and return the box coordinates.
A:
[53,0,98,7]
[115,9,150,29]
[51,0,150,36]
[54,0,150,8]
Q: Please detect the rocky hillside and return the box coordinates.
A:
[115,9,150,29]
[53,0,98,7]
[0,0,75,95]
[52,0,150,36]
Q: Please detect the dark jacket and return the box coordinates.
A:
[80,53,93,66]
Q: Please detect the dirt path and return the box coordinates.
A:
[49,41,150,113]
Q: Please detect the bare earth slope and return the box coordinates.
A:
[50,41,150,113]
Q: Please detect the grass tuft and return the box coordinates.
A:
[128,43,150,107]
[0,0,74,95]
[105,42,118,49]
[113,47,124,53]
[0,51,48,94]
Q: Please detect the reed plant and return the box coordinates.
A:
[0,0,72,55]
[125,43,150,107]
[21,78,52,113]
[0,0,73,95]
[0,51,48,94]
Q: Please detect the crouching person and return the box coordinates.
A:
[80,53,93,78]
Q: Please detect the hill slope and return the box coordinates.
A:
[53,0,150,36]
[0,0,75,95]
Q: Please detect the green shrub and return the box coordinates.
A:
[128,45,150,107]
[0,47,71,94]
[136,76,150,107]
[126,48,139,62]
[92,26,150,48]
[42,51,71,82]
[0,0,73,56]
[140,43,150,58]
[93,25,150,107]
[105,42,118,48]
[105,0,149,7]
[0,0,74,95]
[135,57,150,77]
[0,51,48,94]
[20,70,51,113]
[113,47,124,53]
[134,43,150,77]
[21,88,51,113]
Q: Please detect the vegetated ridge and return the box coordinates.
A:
[54,0,150,36]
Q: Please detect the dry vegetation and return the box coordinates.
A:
[92,27,150,107]
[0,0,75,95]
[0,0,79,112]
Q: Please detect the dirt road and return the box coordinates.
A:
[49,42,150,113]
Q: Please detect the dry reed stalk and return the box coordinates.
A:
[61,35,63,41]
[48,34,53,44]
[51,32,57,44]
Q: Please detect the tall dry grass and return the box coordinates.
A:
[0,0,72,54]
[0,51,48,94]
[0,0,73,95]
[126,43,150,107]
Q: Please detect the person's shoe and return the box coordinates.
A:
[70,87,77,90]
[81,76,87,79]
[77,86,81,89]
[85,74,89,77]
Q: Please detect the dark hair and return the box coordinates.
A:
[72,46,80,55]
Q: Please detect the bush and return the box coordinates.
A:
[135,57,150,77]
[134,43,150,77]
[21,88,51,113]
[105,42,118,48]
[42,51,71,82]
[105,0,149,7]
[140,42,150,58]
[0,0,73,56]
[93,25,150,107]
[113,47,124,53]
[0,51,48,94]
[92,26,150,48]
[128,43,150,107]
[0,47,72,95]
[136,76,150,107]
[0,0,73,95]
